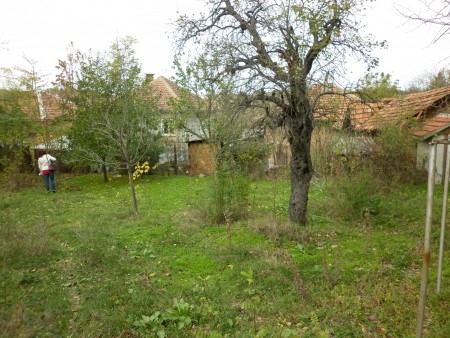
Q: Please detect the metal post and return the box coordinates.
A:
[437,145,450,293]
[442,143,448,186]
[416,142,437,338]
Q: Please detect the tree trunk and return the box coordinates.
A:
[101,163,108,183]
[287,111,314,225]
[30,148,39,174]
[173,143,178,175]
[126,163,139,215]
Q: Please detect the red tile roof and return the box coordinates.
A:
[149,76,182,110]
[410,117,450,140]
[311,85,450,140]
[311,87,384,130]
[355,85,450,132]
[7,91,65,120]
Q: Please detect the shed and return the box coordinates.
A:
[188,140,216,176]
[412,117,450,183]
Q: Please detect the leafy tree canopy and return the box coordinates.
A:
[56,37,163,214]
[405,68,450,93]
[358,72,400,100]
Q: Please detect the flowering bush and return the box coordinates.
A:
[132,162,158,180]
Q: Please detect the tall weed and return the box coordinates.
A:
[326,169,382,222]
[204,160,251,224]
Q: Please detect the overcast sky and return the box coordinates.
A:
[1,0,448,89]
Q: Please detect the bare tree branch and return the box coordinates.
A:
[397,0,450,44]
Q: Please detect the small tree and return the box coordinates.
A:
[57,37,162,215]
[170,54,267,223]
[0,60,57,180]
[358,72,401,100]
[0,92,36,189]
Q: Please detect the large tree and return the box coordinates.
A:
[175,0,380,224]
[57,37,162,215]
[405,68,450,93]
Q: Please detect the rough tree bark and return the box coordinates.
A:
[286,104,314,224]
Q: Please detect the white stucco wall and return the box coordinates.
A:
[416,135,450,183]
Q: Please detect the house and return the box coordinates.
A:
[348,85,450,182]
[261,84,450,181]
[148,75,216,175]
[398,86,450,182]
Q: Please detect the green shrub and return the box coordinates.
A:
[369,124,424,187]
[326,169,382,222]
[0,148,34,191]
[204,158,251,224]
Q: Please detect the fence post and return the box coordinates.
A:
[416,142,437,338]
[437,144,450,293]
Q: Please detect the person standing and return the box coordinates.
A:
[37,149,57,193]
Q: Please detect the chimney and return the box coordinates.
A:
[145,73,155,83]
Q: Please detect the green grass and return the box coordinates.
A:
[0,173,449,337]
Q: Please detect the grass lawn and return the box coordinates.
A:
[0,173,449,337]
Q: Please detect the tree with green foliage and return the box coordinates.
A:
[427,68,450,89]
[0,60,55,188]
[56,46,114,182]
[405,68,450,93]
[171,53,268,223]
[57,37,162,215]
[358,72,400,100]
[1,59,48,138]
[0,91,35,151]
[175,0,382,224]
[0,91,36,189]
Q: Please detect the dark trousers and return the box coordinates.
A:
[44,171,56,192]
